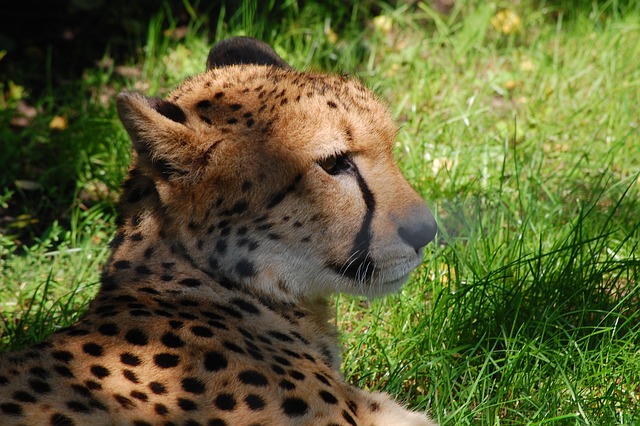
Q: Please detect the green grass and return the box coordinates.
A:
[2,1,639,424]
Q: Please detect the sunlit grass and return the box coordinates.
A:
[1,0,639,424]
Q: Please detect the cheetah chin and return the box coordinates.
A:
[0,37,438,426]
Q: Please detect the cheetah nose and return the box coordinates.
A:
[396,203,437,252]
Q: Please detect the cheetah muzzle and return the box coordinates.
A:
[0,37,438,426]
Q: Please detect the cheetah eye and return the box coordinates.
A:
[317,153,353,175]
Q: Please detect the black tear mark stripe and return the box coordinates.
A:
[330,162,376,279]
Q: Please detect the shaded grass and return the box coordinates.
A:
[2,0,640,423]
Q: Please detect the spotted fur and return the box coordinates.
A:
[0,37,437,425]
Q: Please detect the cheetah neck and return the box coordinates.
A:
[98,216,341,366]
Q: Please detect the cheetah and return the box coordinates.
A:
[0,37,438,426]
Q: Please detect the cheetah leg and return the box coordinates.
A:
[354,390,438,426]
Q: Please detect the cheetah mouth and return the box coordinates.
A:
[375,252,424,288]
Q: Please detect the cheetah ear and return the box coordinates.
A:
[206,36,292,70]
[116,92,198,180]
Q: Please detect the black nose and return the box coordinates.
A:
[397,204,437,252]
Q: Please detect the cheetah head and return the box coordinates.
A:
[116,37,436,301]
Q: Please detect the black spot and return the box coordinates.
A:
[144,247,155,259]
[169,320,184,329]
[135,265,152,275]
[223,341,245,354]
[120,352,141,366]
[215,303,243,319]
[229,103,242,111]
[204,351,228,371]
[50,413,74,426]
[0,402,22,416]
[29,379,51,393]
[125,329,149,346]
[327,100,338,108]
[123,369,139,384]
[208,257,220,270]
[149,382,166,394]
[131,232,143,241]
[266,174,302,209]
[130,309,152,317]
[179,278,202,287]
[113,294,137,303]
[182,378,206,394]
[216,239,227,254]
[347,400,359,415]
[114,260,131,269]
[248,349,265,361]
[283,349,302,359]
[235,259,255,277]
[29,367,49,379]
[70,384,92,398]
[66,400,90,413]
[291,331,310,344]
[319,390,338,404]
[268,331,294,342]
[178,311,198,320]
[51,350,74,363]
[85,380,102,390]
[197,100,212,109]
[133,421,152,426]
[131,391,148,402]
[271,364,285,375]
[289,370,305,381]
[139,287,160,295]
[199,115,212,125]
[238,370,269,387]
[214,393,236,411]
[155,403,169,415]
[109,232,125,250]
[98,323,119,336]
[282,397,308,417]
[191,326,214,337]
[54,365,74,378]
[208,320,228,330]
[161,332,185,348]
[149,98,187,124]
[279,379,295,390]
[178,398,198,411]
[245,394,266,411]
[342,410,357,426]
[154,353,180,368]
[230,200,249,215]
[273,355,291,366]
[13,390,37,403]
[314,372,331,386]
[82,343,103,357]
[208,419,226,426]
[114,394,136,409]
[90,365,110,379]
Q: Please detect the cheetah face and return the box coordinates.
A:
[117,37,436,300]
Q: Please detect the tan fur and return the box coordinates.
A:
[0,40,437,425]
